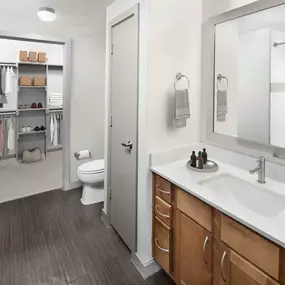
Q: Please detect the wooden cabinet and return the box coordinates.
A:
[213,237,280,285]
[152,174,285,285]
[153,217,171,274]
[179,211,212,285]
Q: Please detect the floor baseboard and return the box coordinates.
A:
[131,253,160,279]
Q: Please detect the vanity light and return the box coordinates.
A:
[37,7,56,22]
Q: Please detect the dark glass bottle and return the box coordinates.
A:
[202,148,208,164]
[190,151,197,167]
[197,151,203,169]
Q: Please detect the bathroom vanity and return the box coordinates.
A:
[151,159,285,285]
[151,1,285,283]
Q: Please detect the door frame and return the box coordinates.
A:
[106,4,140,253]
[0,31,72,190]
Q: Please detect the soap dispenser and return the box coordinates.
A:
[202,148,208,164]
[190,151,197,167]
[197,151,203,169]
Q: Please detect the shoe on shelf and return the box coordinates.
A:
[26,126,32,132]
[34,126,40,132]
[21,126,27,133]
[31,103,36,108]
[37,103,43,108]
[40,126,45,131]
[18,105,23,109]
[24,104,29,109]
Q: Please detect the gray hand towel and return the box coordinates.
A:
[174,89,190,120]
[216,89,227,122]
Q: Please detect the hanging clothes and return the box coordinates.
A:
[50,113,55,145]
[0,120,4,154]
[5,67,14,95]
[53,114,58,146]
[7,117,15,152]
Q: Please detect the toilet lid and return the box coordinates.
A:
[78,159,104,174]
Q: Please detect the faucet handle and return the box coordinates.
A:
[258,156,266,163]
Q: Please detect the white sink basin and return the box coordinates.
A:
[199,174,285,217]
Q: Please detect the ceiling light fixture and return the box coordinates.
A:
[37,7,56,22]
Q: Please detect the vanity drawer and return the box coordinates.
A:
[155,175,172,203]
[155,196,172,227]
[220,214,280,279]
[153,217,171,274]
[176,186,212,232]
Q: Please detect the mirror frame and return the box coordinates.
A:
[202,0,285,165]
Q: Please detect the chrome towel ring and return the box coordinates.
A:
[217,74,228,91]
[174,72,190,91]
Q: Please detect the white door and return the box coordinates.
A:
[110,8,139,252]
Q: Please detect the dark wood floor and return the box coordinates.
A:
[0,188,174,285]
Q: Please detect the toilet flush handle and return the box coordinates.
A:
[121,141,133,151]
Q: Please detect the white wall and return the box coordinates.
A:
[0,39,63,65]
[0,0,114,185]
[147,0,202,153]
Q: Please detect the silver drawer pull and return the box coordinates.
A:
[221,251,227,282]
[156,184,170,195]
[155,205,170,218]
[155,238,169,253]
[202,236,209,265]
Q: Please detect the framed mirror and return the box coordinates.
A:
[202,0,285,162]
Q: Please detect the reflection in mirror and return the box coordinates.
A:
[214,4,285,149]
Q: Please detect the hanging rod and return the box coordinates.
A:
[0,111,16,116]
[273,42,285,48]
[49,109,63,113]
[0,62,17,67]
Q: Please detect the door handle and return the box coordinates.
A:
[121,141,133,150]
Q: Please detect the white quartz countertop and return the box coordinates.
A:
[151,159,285,248]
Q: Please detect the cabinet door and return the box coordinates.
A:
[180,212,212,285]
[230,251,280,285]
[213,237,230,285]
[153,217,171,274]
[213,237,280,285]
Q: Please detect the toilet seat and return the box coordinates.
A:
[78,159,104,175]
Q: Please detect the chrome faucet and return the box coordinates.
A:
[249,157,266,184]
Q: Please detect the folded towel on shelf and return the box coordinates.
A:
[216,89,227,122]
[48,92,63,108]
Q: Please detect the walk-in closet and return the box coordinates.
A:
[0,37,64,202]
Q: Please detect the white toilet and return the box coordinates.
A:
[77,159,104,205]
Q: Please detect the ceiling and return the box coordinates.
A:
[0,0,115,37]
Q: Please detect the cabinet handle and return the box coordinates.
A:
[202,236,209,265]
[155,205,170,218]
[156,184,170,195]
[221,251,227,283]
[155,238,169,253]
[181,281,186,285]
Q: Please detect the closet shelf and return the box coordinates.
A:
[18,108,46,112]
[19,86,46,89]
[18,62,47,66]
[19,130,46,136]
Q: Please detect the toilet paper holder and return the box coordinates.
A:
[74,151,92,160]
